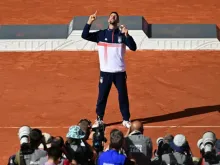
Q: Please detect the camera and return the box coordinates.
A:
[157,137,164,146]
[202,131,216,154]
[18,126,31,145]
[198,131,216,155]
[197,138,204,152]
[20,143,34,155]
[197,131,218,164]
[154,137,172,157]
[92,119,107,154]
[18,126,34,154]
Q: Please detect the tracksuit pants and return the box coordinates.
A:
[96,71,130,121]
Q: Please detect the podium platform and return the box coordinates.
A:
[0,15,219,51]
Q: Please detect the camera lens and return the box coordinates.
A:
[156,137,164,146]
[197,139,204,150]
[203,132,216,154]
[18,126,31,144]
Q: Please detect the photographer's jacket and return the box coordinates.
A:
[65,141,92,165]
[14,149,47,165]
[125,131,153,165]
[81,24,137,73]
[162,152,194,165]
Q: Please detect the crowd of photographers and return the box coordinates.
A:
[7,119,220,165]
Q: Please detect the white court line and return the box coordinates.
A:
[0,126,220,129]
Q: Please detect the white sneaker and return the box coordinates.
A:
[122,120,131,128]
[92,119,104,128]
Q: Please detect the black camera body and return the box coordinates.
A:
[20,143,34,155]
[155,138,173,157]
[202,151,220,165]
[197,132,220,164]
[92,121,107,154]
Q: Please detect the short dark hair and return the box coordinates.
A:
[29,129,43,148]
[78,119,92,132]
[52,136,64,148]
[109,12,119,22]
[48,146,62,161]
[29,128,43,143]
[109,129,124,150]
[29,129,42,141]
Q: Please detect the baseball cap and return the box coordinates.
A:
[170,134,187,153]
[66,125,85,139]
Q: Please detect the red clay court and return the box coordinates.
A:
[0,0,220,163]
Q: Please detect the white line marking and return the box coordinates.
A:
[0,126,219,129]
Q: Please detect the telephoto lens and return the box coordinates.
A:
[202,131,216,154]
[18,126,31,145]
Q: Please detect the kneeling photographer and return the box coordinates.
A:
[14,128,47,165]
[78,119,98,165]
[65,125,93,165]
[197,131,220,165]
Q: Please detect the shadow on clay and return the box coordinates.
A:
[105,104,220,127]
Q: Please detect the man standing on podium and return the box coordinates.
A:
[81,11,137,129]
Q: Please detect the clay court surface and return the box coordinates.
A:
[1,0,220,163]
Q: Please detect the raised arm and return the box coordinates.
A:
[81,11,100,43]
[120,25,137,51]
[124,35,137,51]
[81,23,99,43]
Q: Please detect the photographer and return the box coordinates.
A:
[197,131,220,165]
[14,128,47,165]
[44,146,63,165]
[151,134,174,165]
[7,126,32,165]
[78,119,92,141]
[124,120,153,165]
[78,119,98,165]
[98,129,136,165]
[154,134,174,157]
[161,134,194,165]
[65,125,92,165]
[91,118,107,156]
[39,136,73,165]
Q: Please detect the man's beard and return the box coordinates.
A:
[109,20,117,26]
